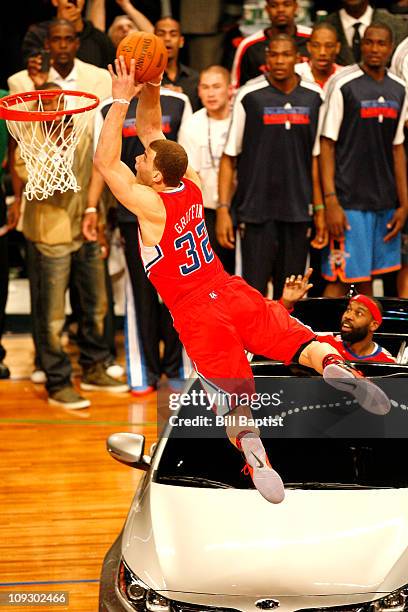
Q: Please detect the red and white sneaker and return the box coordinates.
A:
[322,356,391,416]
[240,435,285,504]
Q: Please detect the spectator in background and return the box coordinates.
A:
[88,87,193,395]
[87,0,153,46]
[178,65,235,274]
[391,36,408,298]
[179,0,225,72]
[324,0,408,66]
[10,18,122,382]
[295,22,343,297]
[282,271,396,363]
[390,0,408,15]
[22,0,116,69]
[154,17,201,111]
[0,91,23,380]
[7,20,127,407]
[108,15,138,48]
[319,23,408,298]
[218,34,326,301]
[108,10,153,49]
[295,22,343,91]
[231,0,312,90]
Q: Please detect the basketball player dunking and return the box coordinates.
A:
[94,56,391,504]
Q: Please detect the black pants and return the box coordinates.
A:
[0,191,7,363]
[240,220,311,299]
[204,208,235,275]
[120,221,185,390]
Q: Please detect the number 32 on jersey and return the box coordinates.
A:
[174,220,214,275]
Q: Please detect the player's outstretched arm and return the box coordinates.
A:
[137,73,201,188]
[94,57,162,220]
[136,75,166,148]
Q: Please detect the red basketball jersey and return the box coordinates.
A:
[317,333,395,363]
[139,178,226,310]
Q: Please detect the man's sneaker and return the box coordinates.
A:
[80,363,129,392]
[0,362,10,379]
[31,369,46,384]
[322,356,391,416]
[48,386,91,409]
[240,434,285,504]
[105,363,125,379]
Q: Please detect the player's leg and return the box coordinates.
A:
[371,209,402,289]
[298,340,391,415]
[174,296,285,503]
[226,279,390,416]
[36,249,78,399]
[196,360,285,505]
[322,210,374,296]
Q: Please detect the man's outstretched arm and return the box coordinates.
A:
[136,72,201,188]
[136,76,165,148]
[94,57,162,219]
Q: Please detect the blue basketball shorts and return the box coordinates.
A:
[321,209,401,283]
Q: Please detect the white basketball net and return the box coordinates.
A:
[5,92,92,201]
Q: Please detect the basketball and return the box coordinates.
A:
[116,31,168,83]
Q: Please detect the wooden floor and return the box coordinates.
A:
[0,331,159,611]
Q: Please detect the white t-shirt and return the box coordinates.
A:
[178,107,231,210]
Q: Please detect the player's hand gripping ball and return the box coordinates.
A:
[116,31,168,83]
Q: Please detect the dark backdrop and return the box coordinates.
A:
[0,0,401,90]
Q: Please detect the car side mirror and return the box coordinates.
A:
[106,433,151,471]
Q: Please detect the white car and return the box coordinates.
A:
[99,362,408,612]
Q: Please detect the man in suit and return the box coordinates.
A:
[7,19,128,408]
[324,0,408,66]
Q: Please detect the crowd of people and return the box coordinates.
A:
[0,0,407,410]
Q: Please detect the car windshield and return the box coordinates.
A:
[155,376,408,490]
[155,436,408,489]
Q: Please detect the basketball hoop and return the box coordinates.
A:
[0,90,99,201]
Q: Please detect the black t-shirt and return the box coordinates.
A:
[162,63,201,112]
[224,75,323,223]
[232,25,312,89]
[96,90,192,223]
[321,66,407,211]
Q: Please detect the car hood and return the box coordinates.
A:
[122,483,408,597]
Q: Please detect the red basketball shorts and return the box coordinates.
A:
[171,275,316,410]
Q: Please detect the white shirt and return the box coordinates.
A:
[48,65,79,111]
[339,5,374,48]
[178,107,231,210]
[48,64,78,90]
